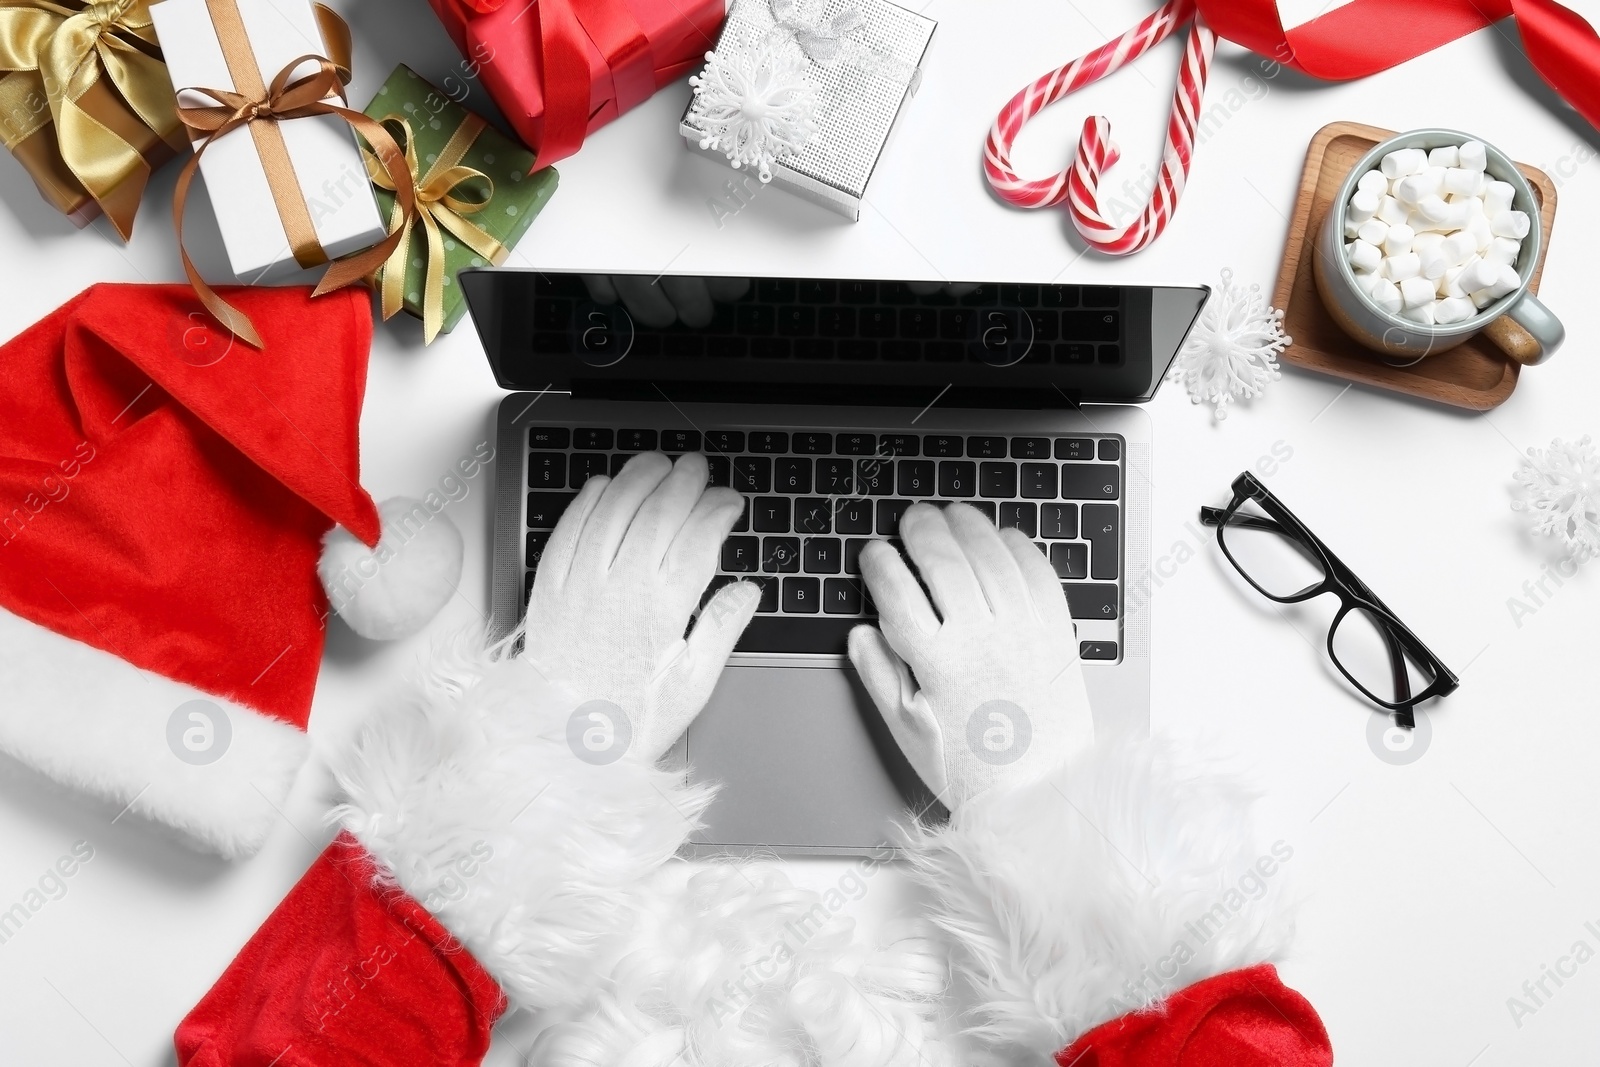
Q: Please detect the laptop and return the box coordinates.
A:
[462,270,1208,856]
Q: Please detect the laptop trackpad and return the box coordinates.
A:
[682,664,939,855]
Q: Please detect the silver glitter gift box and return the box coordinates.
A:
[679,0,935,221]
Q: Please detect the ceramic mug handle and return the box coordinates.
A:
[1485,292,1564,366]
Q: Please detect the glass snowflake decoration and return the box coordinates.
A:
[1512,436,1600,557]
[1167,269,1290,420]
[688,42,819,183]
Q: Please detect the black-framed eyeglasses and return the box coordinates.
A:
[1200,472,1458,728]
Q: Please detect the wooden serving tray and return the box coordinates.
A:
[1273,121,1558,411]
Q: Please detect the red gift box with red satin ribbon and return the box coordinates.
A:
[427,0,726,169]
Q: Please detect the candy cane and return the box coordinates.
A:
[984,0,1217,255]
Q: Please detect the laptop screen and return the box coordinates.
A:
[462,270,1208,408]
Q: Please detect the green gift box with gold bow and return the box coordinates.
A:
[362,65,558,343]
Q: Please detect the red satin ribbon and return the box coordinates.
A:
[1198,0,1600,133]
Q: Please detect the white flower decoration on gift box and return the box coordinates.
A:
[1512,435,1600,556]
[1167,269,1290,421]
[688,42,819,183]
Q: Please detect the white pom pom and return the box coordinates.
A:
[318,496,463,640]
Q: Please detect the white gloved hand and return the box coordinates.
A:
[525,452,759,765]
[849,502,1094,810]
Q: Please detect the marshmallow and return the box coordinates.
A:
[1357,219,1389,246]
[1401,302,1437,325]
[1460,258,1500,293]
[1357,170,1390,197]
[1419,248,1452,281]
[1376,195,1409,226]
[1458,140,1488,171]
[1413,231,1446,256]
[1348,188,1380,223]
[1483,180,1516,214]
[1435,296,1476,325]
[1469,288,1495,309]
[1440,264,1468,299]
[1348,239,1383,273]
[1487,262,1521,298]
[1396,169,1444,204]
[1441,231,1478,266]
[1485,236,1521,266]
[1344,217,1362,239]
[1442,167,1483,196]
[1384,252,1422,281]
[1370,278,1404,314]
[1490,209,1530,239]
[1354,270,1385,297]
[1428,145,1460,168]
[1466,213,1494,251]
[1383,224,1416,256]
[1399,275,1437,309]
[1416,194,1451,224]
[1381,148,1429,179]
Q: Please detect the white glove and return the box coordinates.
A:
[848,502,1094,810]
[525,452,759,764]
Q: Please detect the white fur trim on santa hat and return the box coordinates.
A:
[908,734,1296,1061]
[330,627,716,1014]
[319,496,465,641]
[0,607,308,860]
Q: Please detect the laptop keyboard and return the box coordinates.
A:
[524,427,1122,659]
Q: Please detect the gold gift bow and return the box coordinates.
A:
[0,0,183,239]
[172,55,416,349]
[363,113,508,344]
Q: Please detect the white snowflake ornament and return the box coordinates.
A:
[1168,269,1290,420]
[1512,435,1600,557]
[688,42,819,183]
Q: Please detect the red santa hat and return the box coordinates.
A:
[0,284,461,859]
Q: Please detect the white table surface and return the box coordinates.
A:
[2,1,1597,1063]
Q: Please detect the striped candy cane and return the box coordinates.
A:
[984,0,1217,255]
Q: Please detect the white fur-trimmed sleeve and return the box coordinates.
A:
[907,735,1297,1060]
[330,630,714,1014]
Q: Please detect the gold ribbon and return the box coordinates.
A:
[173,53,416,349]
[0,0,184,239]
[363,113,507,344]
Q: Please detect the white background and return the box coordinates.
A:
[1,0,1597,1063]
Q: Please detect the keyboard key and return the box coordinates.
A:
[940,308,977,340]
[574,428,613,449]
[859,307,896,337]
[817,458,854,495]
[881,340,920,361]
[794,498,832,534]
[664,335,704,358]
[776,457,812,493]
[836,432,877,456]
[879,283,915,305]
[1027,310,1060,342]
[967,436,1006,458]
[662,429,702,452]
[570,453,607,487]
[723,536,759,572]
[609,453,629,476]
[877,499,912,535]
[793,432,833,454]
[1056,437,1094,461]
[731,498,750,532]
[1041,284,1080,307]
[840,280,877,303]
[758,279,797,303]
[699,574,742,614]
[1083,503,1120,580]
[618,429,657,451]
[1056,343,1096,364]
[923,435,963,457]
[783,577,821,613]
[734,456,772,493]
[707,337,748,359]
[533,299,571,329]
[751,576,779,613]
[1000,283,1040,307]
[1080,640,1119,661]
[938,461,976,497]
[528,427,569,449]
[898,460,935,496]
[777,307,816,337]
[706,455,732,487]
[526,531,550,568]
[1050,542,1088,579]
[1061,464,1120,500]
[1000,501,1037,537]
[979,462,1017,498]
[705,430,746,453]
[798,279,837,303]
[1098,344,1121,364]
[1062,309,1120,341]
[1040,503,1078,539]
[844,538,872,573]
[735,616,857,652]
[817,307,855,337]
[1098,438,1121,461]
[763,536,800,573]
[824,577,862,613]
[804,537,842,573]
[1064,582,1119,620]
[882,434,920,456]
[793,339,834,360]
[857,457,893,495]
[737,305,775,335]
[1020,462,1059,499]
[751,337,792,359]
[1011,437,1051,459]
[900,307,938,338]
[966,500,997,521]
[837,340,876,360]
[834,499,872,534]
[528,452,566,488]
[1084,286,1120,307]
[749,431,789,453]
[753,497,791,532]
[527,492,577,528]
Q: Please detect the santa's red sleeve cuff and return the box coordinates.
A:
[908,735,1332,1067]
[176,634,715,1067]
